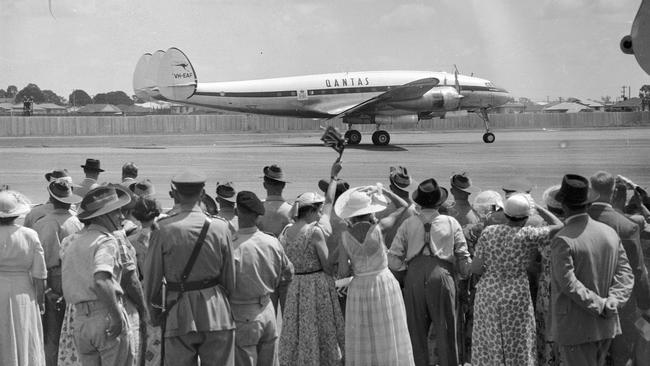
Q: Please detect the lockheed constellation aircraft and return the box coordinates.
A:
[133,47,510,145]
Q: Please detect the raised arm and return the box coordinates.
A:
[536,205,564,236]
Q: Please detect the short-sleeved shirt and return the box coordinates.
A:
[23,201,54,229]
[61,223,124,304]
[231,227,293,302]
[259,195,292,237]
[0,224,47,279]
[32,208,83,272]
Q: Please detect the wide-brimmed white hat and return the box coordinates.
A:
[473,190,504,216]
[334,186,388,219]
[0,191,31,218]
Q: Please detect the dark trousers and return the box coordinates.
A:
[404,255,458,366]
[44,274,65,366]
[560,339,611,366]
[611,299,644,366]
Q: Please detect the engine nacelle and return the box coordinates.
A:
[387,86,462,111]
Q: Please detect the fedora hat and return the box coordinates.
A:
[0,191,30,218]
[81,158,104,172]
[450,172,478,194]
[318,178,350,199]
[45,168,70,182]
[77,185,131,220]
[334,186,388,219]
[129,179,156,197]
[412,178,448,208]
[389,166,412,190]
[504,194,531,219]
[262,164,289,183]
[48,179,82,204]
[216,182,236,203]
[556,174,599,206]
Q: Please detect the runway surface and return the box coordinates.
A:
[1,127,649,208]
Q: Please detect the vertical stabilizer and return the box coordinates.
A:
[133,53,152,100]
[157,47,197,100]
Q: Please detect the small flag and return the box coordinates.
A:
[320,126,346,156]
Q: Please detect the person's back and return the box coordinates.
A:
[341,223,387,274]
[259,165,291,237]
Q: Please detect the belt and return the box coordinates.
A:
[295,268,323,275]
[166,278,219,292]
[230,294,271,306]
[74,298,122,316]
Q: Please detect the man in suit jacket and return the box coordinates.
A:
[589,171,650,366]
[551,174,634,366]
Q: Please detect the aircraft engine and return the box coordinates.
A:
[387,86,462,112]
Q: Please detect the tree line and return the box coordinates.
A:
[0,84,143,107]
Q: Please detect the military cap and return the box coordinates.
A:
[236,191,265,216]
[172,170,206,195]
[502,177,533,194]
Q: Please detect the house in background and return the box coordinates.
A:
[608,97,643,112]
[543,102,594,113]
[75,104,123,115]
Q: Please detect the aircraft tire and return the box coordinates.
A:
[347,130,362,145]
[482,132,495,143]
[372,130,390,146]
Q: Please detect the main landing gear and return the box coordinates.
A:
[476,108,495,143]
[344,129,391,146]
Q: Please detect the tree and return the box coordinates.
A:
[0,89,6,98]
[15,84,45,103]
[600,95,612,104]
[6,85,18,98]
[640,85,650,111]
[69,89,92,106]
[41,89,64,105]
[92,91,134,105]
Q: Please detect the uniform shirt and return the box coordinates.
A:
[216,206,239,236]
[144,203,236,337]
[388,209,470,273]
[61,224,125,304]
[259,195,292,237]
[23,201,54,228]
[75,177,97,198]
[231,226,293,302]
[32,208,83,273]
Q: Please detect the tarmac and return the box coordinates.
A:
[1,127,649,208]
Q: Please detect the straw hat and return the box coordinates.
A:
[334,186,388,219]
[48,179,83,204]
[262,164,289,183]
[290,192,325,218]
[542,184,562,210]
[216,182,236,203]
[0,191,30,218]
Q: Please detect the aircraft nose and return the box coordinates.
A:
[494,87,511,106]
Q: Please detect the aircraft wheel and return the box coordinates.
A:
[347,130,362,145]
[482,132,495,143]
[372,130,390,146]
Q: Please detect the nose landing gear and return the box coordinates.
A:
[476,108,495,143]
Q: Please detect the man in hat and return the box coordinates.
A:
[61,185,134,366]
[32,179,83,366]
[550,174,634,366]
[230,191,293,366]
[24,168,73,228]
[388,178,471,366]
[144,170,236,366]
[588,171,650,366]
[216,182,238,235]
[377,166,418,247]
[76,158,104,198]
[449,173,480,228]
[259,164,292,237]
[121,162,138,187]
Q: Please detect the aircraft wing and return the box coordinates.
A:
[328,77,439,118]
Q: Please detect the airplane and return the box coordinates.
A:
[133,47,511,145]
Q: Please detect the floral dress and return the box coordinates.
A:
[473,224,551,366]
[279,222,345,366]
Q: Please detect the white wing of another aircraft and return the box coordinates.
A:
[134,47,510,145]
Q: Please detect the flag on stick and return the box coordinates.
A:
[320,126,346,157]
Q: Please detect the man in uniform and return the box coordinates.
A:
[144,171,236,366]
[76,158,104,197]
[230,191,293,366]
[33,179,83,366]
[259,165,291,237]
[61,185,134,366]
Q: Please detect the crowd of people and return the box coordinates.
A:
[0,156,649,366]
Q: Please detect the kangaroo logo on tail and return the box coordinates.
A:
[175,63,189,71]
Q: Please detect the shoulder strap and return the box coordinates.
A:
[180,218,211,283]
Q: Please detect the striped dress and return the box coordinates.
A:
[341,224,414,366]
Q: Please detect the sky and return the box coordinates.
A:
[1,0,648,103]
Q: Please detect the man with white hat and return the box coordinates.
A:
[32,179,83,366]
[24,168,75,228]
[61,185,134,366]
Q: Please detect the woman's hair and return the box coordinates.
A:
[0,216,17,225]
[132,196,161,222]
[348,213,375,225]
[504,213,528,222]
[296,202,322,220]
